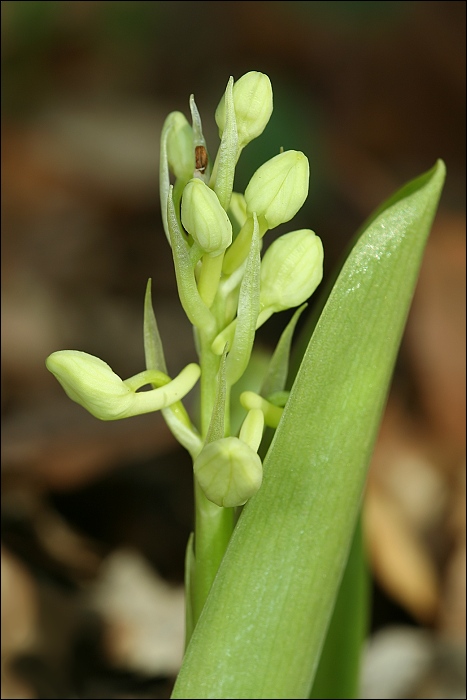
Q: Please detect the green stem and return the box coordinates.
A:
[191,331,235,632]
[198,252,224,309]
[192,480,234,625]
[199,331,220,437]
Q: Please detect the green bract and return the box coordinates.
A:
[194,437,263,508]
[181,178,233,255]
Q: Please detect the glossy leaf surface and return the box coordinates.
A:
[172,161,445,699]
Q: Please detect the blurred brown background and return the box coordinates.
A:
[1,2,465,698]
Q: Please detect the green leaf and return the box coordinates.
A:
[171,160,445,699]
[184,532,196,649]
[309,515,369,699]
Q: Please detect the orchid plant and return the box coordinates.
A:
[46,71,445,698]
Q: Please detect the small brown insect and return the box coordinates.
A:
[195,145,208,173]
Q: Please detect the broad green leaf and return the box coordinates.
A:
[171,160,445,699]
[309,515,369,699]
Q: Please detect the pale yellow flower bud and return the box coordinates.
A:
[166,112,194,180]
[240,391,284,429]
[245,150,309,230]
[215,71,273,151]
[194,437,263,508]
[181,179,232,256]
[259,229,323,315]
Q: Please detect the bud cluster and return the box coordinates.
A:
[46,70,324,512]
[160,71,324,506]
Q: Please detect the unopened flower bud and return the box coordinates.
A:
[46,350,200,421]
[181,179,232,256]
[245,150,309,230]
[239,408,264,452]
[166,112,194,180]
[194,437,263,508]
[216,71,273,151]
[259,229,323,315]
[240,391,284,429]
